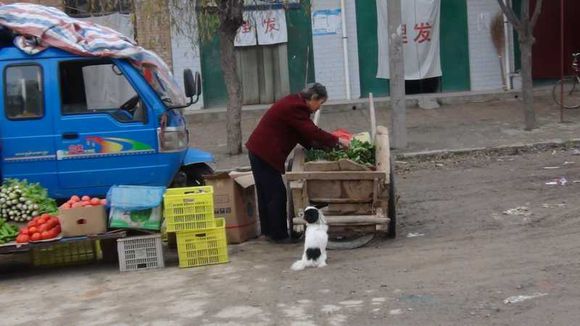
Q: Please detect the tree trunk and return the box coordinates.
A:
[217,0,244,155]
[219,30,243,154]
[519,0,536,130]
[519,37,536,130]
[387,0,407,148]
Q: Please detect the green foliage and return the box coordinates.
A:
[305,139,376,166]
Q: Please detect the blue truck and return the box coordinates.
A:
[0,34,213,199]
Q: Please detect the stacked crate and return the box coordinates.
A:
[163,186,229,268]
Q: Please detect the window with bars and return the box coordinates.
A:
[64,0,133,17]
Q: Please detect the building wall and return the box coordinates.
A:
[466,0,504,91]
[311,0,361,100]
[170,5,203,111]
[133,0,173,68]
[2,0,62,9]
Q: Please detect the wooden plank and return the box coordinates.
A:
[309,198,373,203]
[286,171,386,181]
[304,160,340,171]
[293,216,389,225]
[291,146,305,172]
[375,125,391,184]
[369,93,377,141]
[338,159,371,171]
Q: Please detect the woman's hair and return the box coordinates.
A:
[300,82,328,101]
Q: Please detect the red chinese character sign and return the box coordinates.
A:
[255,9,287,45]
[376,0,441,80]
[235,9,287,47]
[235,11,257,47]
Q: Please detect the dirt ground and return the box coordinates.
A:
[2,148,580,326]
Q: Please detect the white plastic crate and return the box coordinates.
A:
[117,234,164,272]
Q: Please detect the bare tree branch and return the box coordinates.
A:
[530,0,543,28]
[496,0,521,30]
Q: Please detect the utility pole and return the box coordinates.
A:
[387,0,407,148]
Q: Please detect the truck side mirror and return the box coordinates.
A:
[184,69,195,98]
[195,72,201,96]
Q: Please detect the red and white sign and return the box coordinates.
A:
[235,9,287,47]
[376,0,441,80]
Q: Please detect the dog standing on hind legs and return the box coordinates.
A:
[291,206,328,271]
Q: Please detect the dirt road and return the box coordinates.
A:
[2,149,580,326]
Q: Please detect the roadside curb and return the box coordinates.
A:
[395,139,580,162]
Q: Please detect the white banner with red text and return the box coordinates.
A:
[376,0,441,80]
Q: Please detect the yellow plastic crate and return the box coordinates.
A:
[164,186,216,232]
[32,240,102,267]
[176,218,229,268]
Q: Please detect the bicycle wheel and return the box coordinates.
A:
[553,77,580,109]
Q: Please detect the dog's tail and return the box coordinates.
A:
[291,259,306,271]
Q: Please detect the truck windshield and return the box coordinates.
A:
[140,65,187,108]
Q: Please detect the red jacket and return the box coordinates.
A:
[246,94,339,173]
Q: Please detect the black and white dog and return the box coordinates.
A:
[291,206,328,271]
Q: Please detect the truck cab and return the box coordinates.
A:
[0,44,213,199]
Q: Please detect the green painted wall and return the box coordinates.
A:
[287,1,316,93]
[200,33,228,108]
[199,4,315,108]
[440,0,471,91]
[355,0,471,96]
[355,0,389,97]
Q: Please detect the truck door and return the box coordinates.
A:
[52,58,162,194]
[0,62,58,192]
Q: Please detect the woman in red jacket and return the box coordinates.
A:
[246,83,348,243]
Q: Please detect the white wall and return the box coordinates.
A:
[467,0,506,91]
[170,5,203,111]
[311,0,361,100]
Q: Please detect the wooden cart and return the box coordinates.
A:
[286,103,397,249]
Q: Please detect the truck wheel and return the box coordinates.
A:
[184,164,214,186]
[387,160,397,238]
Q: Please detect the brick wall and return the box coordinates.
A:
[467,0,505,91]
[2,0,62,9]
[311,0,360,100]
[133,0,173,68]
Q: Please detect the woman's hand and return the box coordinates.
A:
[338,138,351,149]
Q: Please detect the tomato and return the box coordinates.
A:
[71,195,81,202]
[30,233,41,241]
[41,213,50,219]
[27,220,35,227]
[40,231,51,240]
[71,202,83,208]
[53,225,62,235]
[81,195,90,201]
[39,223,50,232]
[37,217,48,225]
[20,227,29,235]
[16,234,29,243]
[28,226,38,234]
[45,219,58,230]
[47,228,59,239]
[100,199,107,206]
[90,198,101,205]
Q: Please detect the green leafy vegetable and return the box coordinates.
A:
[305,139,376,166]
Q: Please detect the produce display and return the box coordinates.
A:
[0,218,19,244]
[16,213,61,243]
[59,195,107,209]
[0,179,57,222]
[305,139,376,166]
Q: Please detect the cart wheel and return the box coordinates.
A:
[328,234,375,250]
[387,160,397,238]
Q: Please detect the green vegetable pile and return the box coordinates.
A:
[305,139,376,166]
[0,179,58,222]
[0,218,18,244]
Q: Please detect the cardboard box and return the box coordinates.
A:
[58,206,108,237]
[109,206,162,231]
[204,171,258,244]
